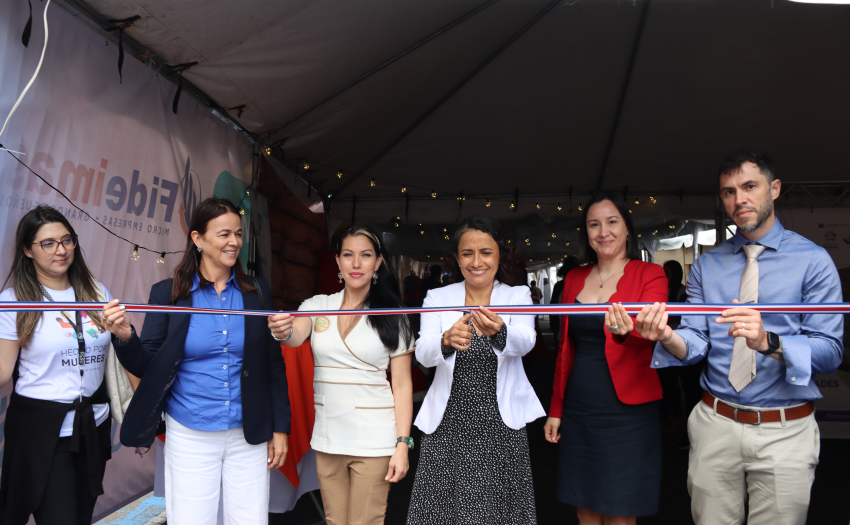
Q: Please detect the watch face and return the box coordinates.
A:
[767,332,780,350]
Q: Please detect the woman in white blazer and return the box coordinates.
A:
[407,216,545,525]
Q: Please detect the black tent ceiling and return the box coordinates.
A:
[58,0,850,256]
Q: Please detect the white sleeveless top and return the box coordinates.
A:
[298,292,413,457]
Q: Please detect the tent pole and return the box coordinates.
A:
[330,0,560,200]
[594,0,651,194]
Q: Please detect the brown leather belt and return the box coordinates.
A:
[702,391,813,425]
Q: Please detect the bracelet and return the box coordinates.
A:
[111,325,136,346]
[272,328,293,342]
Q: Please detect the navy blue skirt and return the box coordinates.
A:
[557,308,661,517]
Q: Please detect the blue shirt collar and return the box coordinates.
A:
[731,218,785,254]
[191,269,240,292]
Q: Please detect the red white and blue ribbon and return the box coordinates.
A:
[1,301,848,317]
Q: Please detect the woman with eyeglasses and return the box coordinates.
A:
[0,206,121,524]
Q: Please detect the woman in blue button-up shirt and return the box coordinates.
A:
[103,197,290,525]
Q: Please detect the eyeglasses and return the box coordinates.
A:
[32,236,77,253]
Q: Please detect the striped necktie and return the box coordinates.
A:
[728,243,766,392]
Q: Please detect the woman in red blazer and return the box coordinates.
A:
[543,194,667,525]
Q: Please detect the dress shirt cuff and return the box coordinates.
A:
[651,343,682,369]
[778,334,812,387]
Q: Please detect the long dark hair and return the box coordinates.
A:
[447,215,523,286]
[332,225,413,351]
[2,206,103,348]
[578,194,641,265]
[171,197,256,302]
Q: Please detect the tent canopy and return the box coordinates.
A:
[57,0,850,256]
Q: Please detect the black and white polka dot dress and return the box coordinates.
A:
[407,323,537,525]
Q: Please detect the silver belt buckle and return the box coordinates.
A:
[733,407,761,425]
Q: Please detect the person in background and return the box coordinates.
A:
[269,225,413,525]
[403,270,420,307]
[420,264,444,300]
[641,150,843,525]
[103,197,290,525]
[662,260,687,330]
[657,259,701,446]
[550,256,581,345]
[0,206,118,524]
[529,279,543,304]
[407,215,544,525]
[544,194,667,525]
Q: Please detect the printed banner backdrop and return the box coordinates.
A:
[776,209,850,439]
[0,1,253,520]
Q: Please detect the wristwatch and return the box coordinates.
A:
[759,332,782,356]
[397,436,414,449]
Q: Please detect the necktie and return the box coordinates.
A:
[728,243,766,392]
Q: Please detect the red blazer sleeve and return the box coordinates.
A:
[614,264,669,348]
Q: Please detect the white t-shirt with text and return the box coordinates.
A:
[0,284,112,436]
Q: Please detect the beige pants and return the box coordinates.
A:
[687,399,820,525]
[315,451,391,525]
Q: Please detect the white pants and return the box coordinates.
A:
[165,414,270,525]
[687,400,820,525]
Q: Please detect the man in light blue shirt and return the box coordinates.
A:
[636,150,843,525]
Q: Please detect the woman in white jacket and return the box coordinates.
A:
[407,216,545,525]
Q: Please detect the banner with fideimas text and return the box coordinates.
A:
[0,1,254,520]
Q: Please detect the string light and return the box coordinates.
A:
[638,234,642,238]
[669,224,675,229]
[239,209,245,215]
[576,227,580,231]
[337,171,342,178]
[652,230,658,235]
[525,238,530,243]
[130,245,140,261]
[650,196,657,204]
[536,203,541,209]
[551,232,556,238]
[420,230,425,235]
[370,179,376,187]
[443,228,447,232]
[431,192,437,198]
[547,242,551,246]
[246,190,250,195]
[629,210,632,213]
[445,235,450,240]
[565,242,570,246]
[557,204,562,211]
[395,222,399,227]
[263,146,271,155]
[303,160,310,170]
[486,199,491,207]
[578,204,583,211]
[156,252,165,264]
[401,186,407,193]
[510,202,515,209]
[634,198,640,205]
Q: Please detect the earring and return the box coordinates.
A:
[197,246,202,253]
[338,272,343,283]
[372,272,378,284]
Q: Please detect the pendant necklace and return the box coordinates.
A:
[596,259,629,288]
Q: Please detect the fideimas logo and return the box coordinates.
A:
[179,156,202,236]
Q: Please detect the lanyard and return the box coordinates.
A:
[39,285,86,401]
